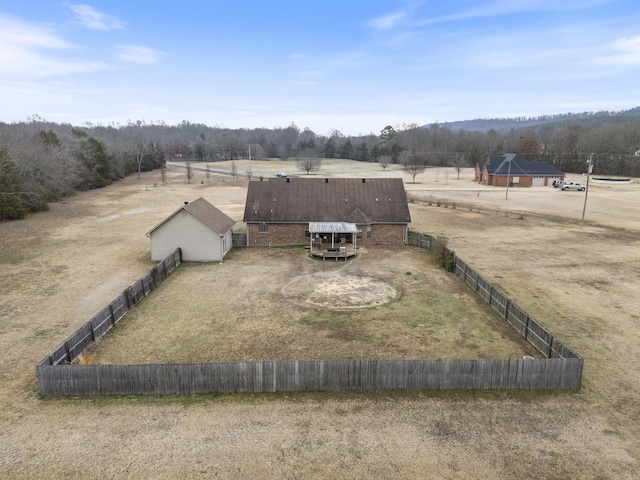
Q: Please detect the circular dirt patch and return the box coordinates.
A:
[282,272,397,309]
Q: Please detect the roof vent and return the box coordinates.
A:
[286,177,290,183]
[362,178,366,183]
[324,178,329,183]
[184,201,189,205]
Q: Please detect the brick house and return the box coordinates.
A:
[242,177,411,247]
[475,153,565,187]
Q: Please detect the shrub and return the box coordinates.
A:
[444,250,456,272]
[433,237,456,272]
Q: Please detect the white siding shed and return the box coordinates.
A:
[146,198,236,262]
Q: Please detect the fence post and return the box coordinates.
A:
[109,303,116,326]
[504,299,510,321]
[64,341,71,364]
[125,288,133,310]
[524,315,530,340]
[89,321,95,342]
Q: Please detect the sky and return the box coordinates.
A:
[1,1,639,136]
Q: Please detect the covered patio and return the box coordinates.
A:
[309,222,358,260]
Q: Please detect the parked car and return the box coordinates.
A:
[552,180,566,188]
[561,182,586,191]
[275,172,287,178]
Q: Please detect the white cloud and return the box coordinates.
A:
[413,0,615,26]
[66,3,124,30]
[598,35,640,66]
[116,45,162,64]
[368,10,408,30]
[0,14,108,78]
[0,14,70,50]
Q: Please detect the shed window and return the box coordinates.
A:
[258,224,269,233]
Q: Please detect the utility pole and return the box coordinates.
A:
[580,153,594,225]
[504,158,512,199]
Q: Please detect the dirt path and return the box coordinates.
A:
[1,163,639,479]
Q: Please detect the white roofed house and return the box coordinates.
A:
[146,197,236,262]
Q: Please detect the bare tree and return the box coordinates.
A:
[186,161,193,184]
[450,153,467,179]
[246,165,253,180]
[205,163,211,182]
[160,165,167,185]
[399,151,412,169]
[297,150,322,174]
[377,154,392,170]
[231,161,237,179]
[128,121,148,179]
[405,154,426,183]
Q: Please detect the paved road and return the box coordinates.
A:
[166,161,278,179]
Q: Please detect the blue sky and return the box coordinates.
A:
[1,1,639,136]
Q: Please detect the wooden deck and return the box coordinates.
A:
[310,247,357,261]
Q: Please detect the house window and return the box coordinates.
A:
[356,229,362,239]
[305,230,311,238]
[367,225,372,238]
[258,224,269,233]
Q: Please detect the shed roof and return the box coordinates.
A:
[146,197,236,237]
[243,178,411,224]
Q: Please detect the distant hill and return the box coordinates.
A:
[424,107,640,132]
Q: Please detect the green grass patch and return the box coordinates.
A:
[300,311,347,328]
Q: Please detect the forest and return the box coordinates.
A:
[1,112,639,220]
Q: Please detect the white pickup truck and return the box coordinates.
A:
[561,182,586,191]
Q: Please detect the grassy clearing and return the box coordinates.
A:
[91,246,539,364]
[3,165,640,478]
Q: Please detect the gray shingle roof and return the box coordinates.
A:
[243,178,411,224]
[147,197,236,236]
[485,154,564,176]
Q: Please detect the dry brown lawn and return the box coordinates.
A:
[91,247,537,364]
[1,160,639,479]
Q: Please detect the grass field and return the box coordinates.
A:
[91,246,538,364]
[1,160,639,479]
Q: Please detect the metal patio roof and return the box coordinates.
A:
[308,222,359,233]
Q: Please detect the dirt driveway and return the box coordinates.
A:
[1,162,639,479]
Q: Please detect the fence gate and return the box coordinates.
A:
[232,233,247,247]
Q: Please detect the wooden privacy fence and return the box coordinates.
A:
[232,233,247,247]
[407,231,434,250]
[37,358,582,396]
[38,249,181,367]
[37,233,583,396]
[454,257,582,360]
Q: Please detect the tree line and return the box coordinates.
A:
[1,115,639,220]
